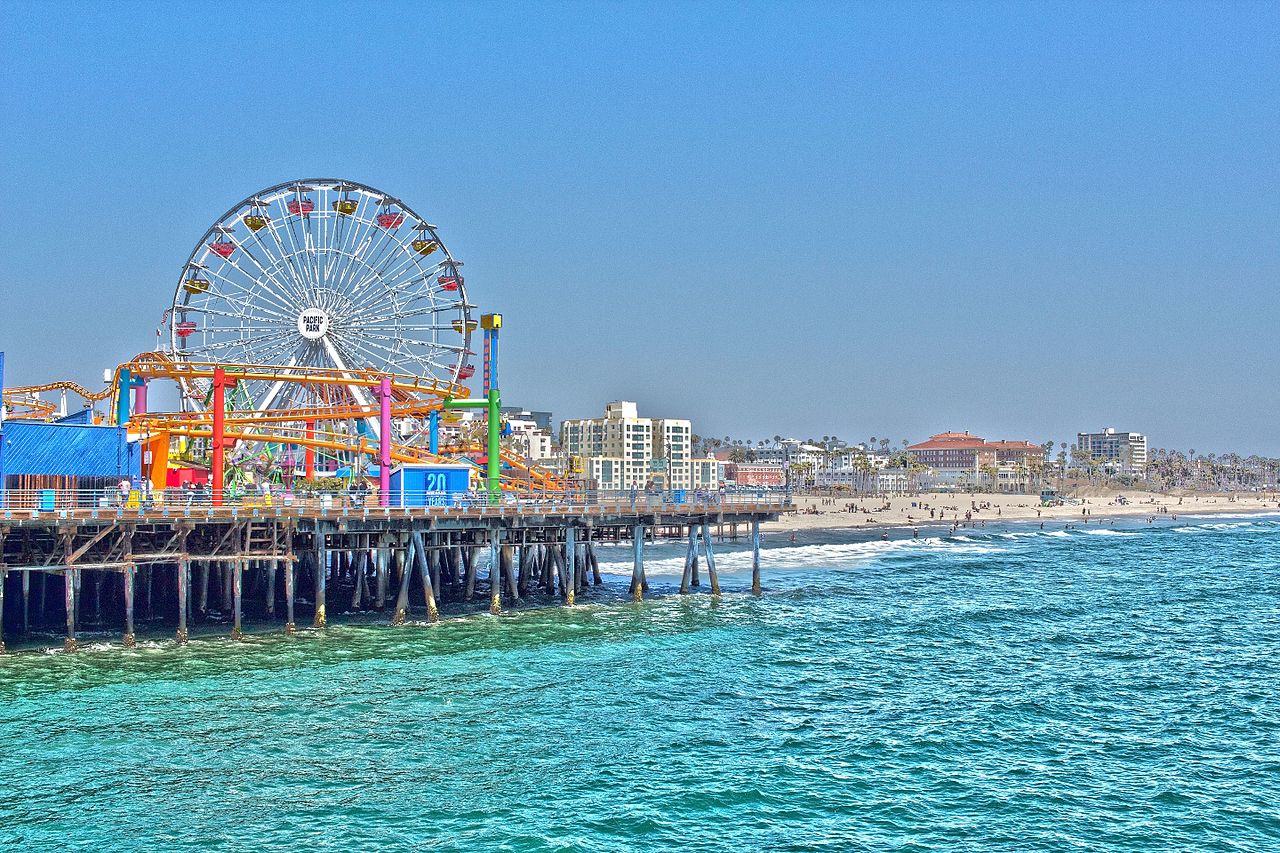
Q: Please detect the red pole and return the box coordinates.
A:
[304,420,316,480]
[212,368,226,507]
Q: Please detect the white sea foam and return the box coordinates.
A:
[591,534,1007,576]
[1172,511,1280,522]
[1081,528,1140,536]
[1172,519,1279,534]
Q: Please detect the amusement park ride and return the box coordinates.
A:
[1,179,564,504]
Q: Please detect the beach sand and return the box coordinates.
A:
[764,489,1280,533]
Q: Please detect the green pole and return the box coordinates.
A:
[441,391,503,504]
[488,387,501,504]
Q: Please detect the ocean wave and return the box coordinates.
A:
[1172,511,1280,522]
[1172,519,1280,534]
[592,535,1008,576]
[1081,528,1140,536]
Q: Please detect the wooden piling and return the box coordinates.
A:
[501,544,517,604]
[565,527,576,606]
[284,527,296,634]
[264,559,277,617]
[375,534,389,611]
[313,532,327,628]
[63,567,77,653]
[464,546,478,601]
[681,525,696,594]
[488,533,501,615]
[701,523,721,595]
[0,568,6,653]
[176,558,190,644]
[517,544,531,597]
[232,559,244,640]
[589,540,602,586]
[196,561,209,618]
[630,523,645,602]
[393,535,411,625]
[751,518,761,596]
[412,531,440,622]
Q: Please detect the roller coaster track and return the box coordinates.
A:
[3,354,566,492]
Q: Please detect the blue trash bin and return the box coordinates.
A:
[673,489,687,504]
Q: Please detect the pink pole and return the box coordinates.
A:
[134,381,148,415]
[379,376,392,507]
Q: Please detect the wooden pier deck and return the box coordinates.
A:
[0,498,788,652]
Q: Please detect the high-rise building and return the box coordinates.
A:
[560,401,717,490]
[1076,429,1148,475]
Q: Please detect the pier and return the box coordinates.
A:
[0,496,786,652]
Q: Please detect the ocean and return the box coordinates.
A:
[2,515,1278,851]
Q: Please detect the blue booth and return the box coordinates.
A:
[388,463,473,507]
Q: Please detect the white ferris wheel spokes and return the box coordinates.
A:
[169,179,474,414]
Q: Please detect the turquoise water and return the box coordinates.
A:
[3,515,1279,851]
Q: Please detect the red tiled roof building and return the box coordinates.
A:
[906,432,1044,471]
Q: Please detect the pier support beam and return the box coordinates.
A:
[176,559,190,644]
[630,524,645,602]
[489,532,501,615]
[63,568,78,653]
[231,559,244,640]
[264,560,277,617]
[375,536,389,610]
[313,533,327,628]
[701,523,721,596]
[751,519,761,596]
[589,539,601,586]
[196,561,208,618]
[412,531,440,623]
[500,545,516,603]
[393,536,411,625]
[464,546,477,601]
[565,527,576,606]
[0,568,6,653]
[22,569,30,634]
[681,525,696,595]
[121,562,136,648]
[284,529,296,634]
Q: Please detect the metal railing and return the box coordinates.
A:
[0,487,792,520]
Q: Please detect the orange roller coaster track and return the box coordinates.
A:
[3,354,566,494]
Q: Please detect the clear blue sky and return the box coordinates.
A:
[1,2,1277,454]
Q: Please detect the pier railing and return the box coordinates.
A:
[0,487,791,521]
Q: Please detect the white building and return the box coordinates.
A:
[561,401,718,490]
[1077,428,1148,475]
[506,418,554,464]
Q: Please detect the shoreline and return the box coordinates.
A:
[761,490,1280,537]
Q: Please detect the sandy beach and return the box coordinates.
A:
[764,489,1280,534]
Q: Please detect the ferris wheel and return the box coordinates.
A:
[169,179,474,413]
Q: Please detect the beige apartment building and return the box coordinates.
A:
[560,401,719,491]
